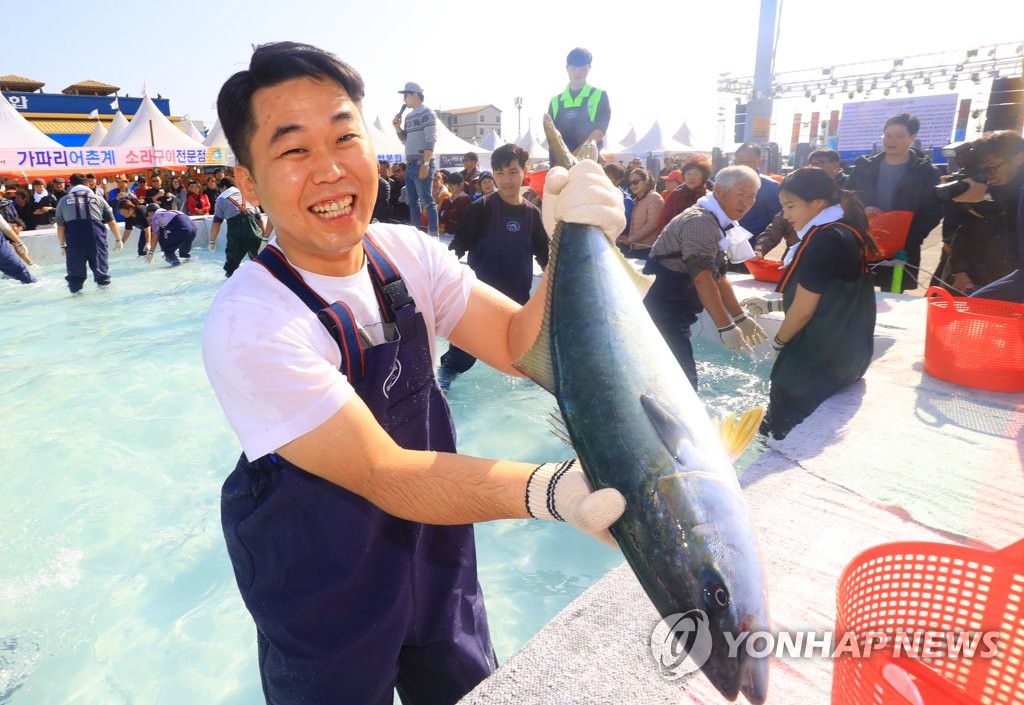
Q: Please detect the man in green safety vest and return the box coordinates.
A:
[547,47,611,163]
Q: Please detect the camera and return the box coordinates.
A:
[934,141,988,201]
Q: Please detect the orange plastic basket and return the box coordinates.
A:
[923,286,1024,393]
[832,538,1024,705]
[744,258,786,283]
[869,210,914,260]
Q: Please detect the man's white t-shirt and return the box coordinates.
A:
[202,224,475,460]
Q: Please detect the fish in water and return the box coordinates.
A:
[514,115,770,704]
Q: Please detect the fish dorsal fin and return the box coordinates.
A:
[639,393,689,460]
[713,406,766,461]
[613,243,656,297]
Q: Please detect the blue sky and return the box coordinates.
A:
[7,1,1022,148]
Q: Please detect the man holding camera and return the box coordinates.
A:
[942,131,1024,301]
[847,112,941,292]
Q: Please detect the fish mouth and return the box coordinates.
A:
[738,649,769,705]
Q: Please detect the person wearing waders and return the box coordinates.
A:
[208,176,269,277]
[202,42,628,705]
[143,203,197,266]
[742,167,878,440]
[439,143,550,387]
[0,212,36,284]
[56,173,121,294]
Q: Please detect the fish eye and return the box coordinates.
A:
[704,581,730,610]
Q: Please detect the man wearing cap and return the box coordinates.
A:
[547,47,611,162]
[30,178,58,228]
[50,177,68,202]
[55,173,122,294]
[392,81,439,236]
[143,203,197,266]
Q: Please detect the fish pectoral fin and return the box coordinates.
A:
[547,410,574,448]
[713,406,766,461]
[639,393,690,460]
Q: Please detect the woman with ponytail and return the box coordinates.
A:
[741,167,878,440]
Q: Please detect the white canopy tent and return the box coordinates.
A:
[0,93,63,149]
[478,129,506,151]
[203,118,236,166]
[101,111,131,147]
[367,118,405,162]
[83,120,108,147]
[179,118,206,143]
[105,95,205,149]
[515,128,549,162]
[672,122,711,152]
[612,120,696,158]
[432,118,491,170]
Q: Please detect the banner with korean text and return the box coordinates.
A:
[0,145,229,178]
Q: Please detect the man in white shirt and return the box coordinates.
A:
[203,41,626,705]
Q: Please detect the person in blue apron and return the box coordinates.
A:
[440,144,549,385]
[642,166,768,390]
[143,204,197,266]
[0,214,36,284]
[204,42,628,705]
[742,167,878,440]
[547,47,610,163]
[55,173,122,294]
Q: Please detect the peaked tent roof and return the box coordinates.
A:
[672,122,710,151]
[179,118,206,143]
[515,128,548,161]
[433,115,490,157]
[106,95,205,149]
[0,93,64,149]
[614,120,695,157]
[101,110,130,146]
[478,129,506,151]
[367,120,405,160]
[83,120,108,147]
[202,118,235,166]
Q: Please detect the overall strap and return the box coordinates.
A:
[362,233,414,325]
[72,191,90,220]
[776,221,870,293]
[254,244,367,384]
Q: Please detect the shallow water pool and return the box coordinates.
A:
[0,251,769,704]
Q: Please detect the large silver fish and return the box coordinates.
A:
[514,115,770,704]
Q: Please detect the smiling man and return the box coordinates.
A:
[202,42,628,705]
[440,143,550,384]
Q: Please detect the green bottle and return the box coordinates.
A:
[890,250,907,293]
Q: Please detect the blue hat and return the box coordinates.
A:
[479,171,494,180]
[398,81,424,94]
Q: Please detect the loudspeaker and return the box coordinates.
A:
[983,77,1023,132]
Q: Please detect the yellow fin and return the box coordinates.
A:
[714,406,766,461]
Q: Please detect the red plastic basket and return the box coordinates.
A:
[923,286,1024,393]
[869,211,914,260]
[832,538,1024,705]
[526,169,548,197]
[744,258,786,283]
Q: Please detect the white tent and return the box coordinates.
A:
[433,118,490,160]
[367,120,405,162]
[101,111,130,146]
[515,128,548,162]
[672,122,710,152]
[615,120,695,157]
[105,95,205,149]
[619,125,638,148]
[478,129,506,151]
[0,93,63,149]
[83,120,108,147]
[202,118,236,166]
[179,118,206,143]
[601,123,633,155]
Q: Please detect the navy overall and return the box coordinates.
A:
[154,211,196,265]
[220,239,496,705]
[63,190,110,292]
[441,197,536,379]
[642,257,706,390]
[0,235,35,284]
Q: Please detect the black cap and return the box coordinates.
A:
[145,203,160,214]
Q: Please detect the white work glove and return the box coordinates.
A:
[542,161,626,244]
[718,322,754,355]
[741,296,784,316]
[526,459,625,548]
[208,239,217,253]
[767,334,786,363]
[144,250,154,264]
[112,237,124,251]
[734,313,768,347]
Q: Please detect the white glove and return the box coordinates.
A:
[542,161,626,244]
[208,239,217,253]
[526,459,625,548]
[734,314,768,347]
[741,296,784,316]
[719,323,754,355]
[112,237,124,251]
[144,250,154,264]
[767,334,786,363]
